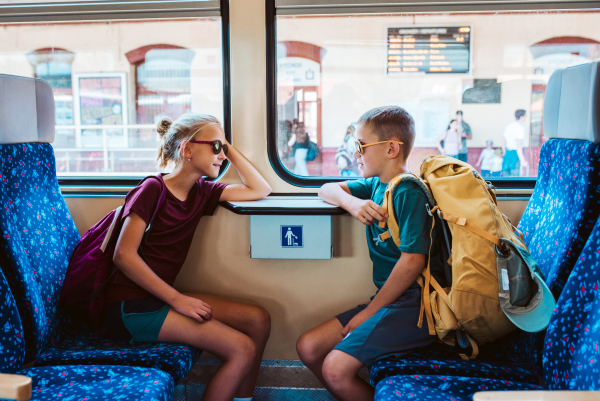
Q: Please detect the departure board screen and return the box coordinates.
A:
[386,26,471,74]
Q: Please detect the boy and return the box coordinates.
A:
[296,106,445,401]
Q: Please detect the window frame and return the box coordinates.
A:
[265,0,599,188]
[0,0,231,186]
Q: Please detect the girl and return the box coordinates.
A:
[104,114,272,401]
[437,119,462,158]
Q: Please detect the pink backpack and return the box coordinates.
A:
[60,175,166,327]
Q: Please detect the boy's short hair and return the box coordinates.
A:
[515,109,526,120]
[357,106,415,160]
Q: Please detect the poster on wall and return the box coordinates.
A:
[73,73,128,148]
[386,26,472,74]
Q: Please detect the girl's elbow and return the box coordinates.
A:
[260,183,272,199]
[112,248,130,269]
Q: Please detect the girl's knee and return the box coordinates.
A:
[255,305,271,331]
[248,305,271,340]
[234,333,258,364]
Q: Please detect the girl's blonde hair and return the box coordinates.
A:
[156,114,221,168]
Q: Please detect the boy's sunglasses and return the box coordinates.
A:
[189,140,228,155]
[354,139,403,155]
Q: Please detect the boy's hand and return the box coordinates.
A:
[348,198,387,226]
[342,309,374,336]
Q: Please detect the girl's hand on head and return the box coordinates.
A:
[172,294,212,323]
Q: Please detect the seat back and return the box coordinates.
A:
[0,73,80,361]
[0,265,25,373]
[512,62,600,373]
[518,61,600,299]
[543,217,600,390]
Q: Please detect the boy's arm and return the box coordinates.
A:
[319,182,387,226]
[341,252,425,335]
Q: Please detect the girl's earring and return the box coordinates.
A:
[188,158,191,162]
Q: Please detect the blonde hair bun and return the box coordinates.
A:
[157,117,173,136]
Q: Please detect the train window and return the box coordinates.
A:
[269,3,600,186]
[0,0,226,179]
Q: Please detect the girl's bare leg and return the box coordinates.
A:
[158,310,256,401]
[184,294,271,398]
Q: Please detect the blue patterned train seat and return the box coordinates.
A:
[543,217,600,390]
[371,61,600,393]
[0,73,200,384]
[374,375,542,401]
[0,256,175,401]
[0,142,201,384]
[518,138,600,299]
[370,336,539,387]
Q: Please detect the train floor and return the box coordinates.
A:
[174,358,371,400]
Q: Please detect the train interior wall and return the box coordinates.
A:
[65,196,528,359]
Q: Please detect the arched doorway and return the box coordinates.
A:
[529,36,600,145]
[277,41,326,176]
[126,44,196,126]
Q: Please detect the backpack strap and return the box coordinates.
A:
[376,175,404,246]
[377,173,434,247]
[140,175,168,245]
[438,210,502,247]
[89,175,167,301]
[416,212,437,337]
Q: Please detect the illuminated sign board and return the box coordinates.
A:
[386,26,471,74]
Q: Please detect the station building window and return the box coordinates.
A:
[271,9,600,183]
[0,18,224,177]
[27,48,75,149]
[127,45,195,127]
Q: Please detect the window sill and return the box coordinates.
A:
[220,194,346,215]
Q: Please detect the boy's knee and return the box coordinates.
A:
[322,353,349,389]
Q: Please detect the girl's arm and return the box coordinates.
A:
[113,212,212,323]
[219,144,272,201]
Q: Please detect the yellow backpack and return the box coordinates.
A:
[378,155,527,359]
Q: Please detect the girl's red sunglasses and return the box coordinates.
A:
[189,140,228,155]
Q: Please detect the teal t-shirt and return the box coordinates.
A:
[346,177,446,293]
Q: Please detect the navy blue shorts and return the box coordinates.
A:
[334,287,435,366]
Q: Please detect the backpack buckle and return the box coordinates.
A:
[426,204,433,216]
[374,229,392,246]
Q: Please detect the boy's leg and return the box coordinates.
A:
[323,288,436,400]
[184,293,271,398]
[296,318,345,387]
[322,350,373,401]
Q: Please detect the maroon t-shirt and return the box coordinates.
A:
[105,174,226,304]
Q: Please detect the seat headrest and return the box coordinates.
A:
[0,74,55,145]
[544,62,600,144]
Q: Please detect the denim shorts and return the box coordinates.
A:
[334,287,435,366]
[104,296,170,344]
